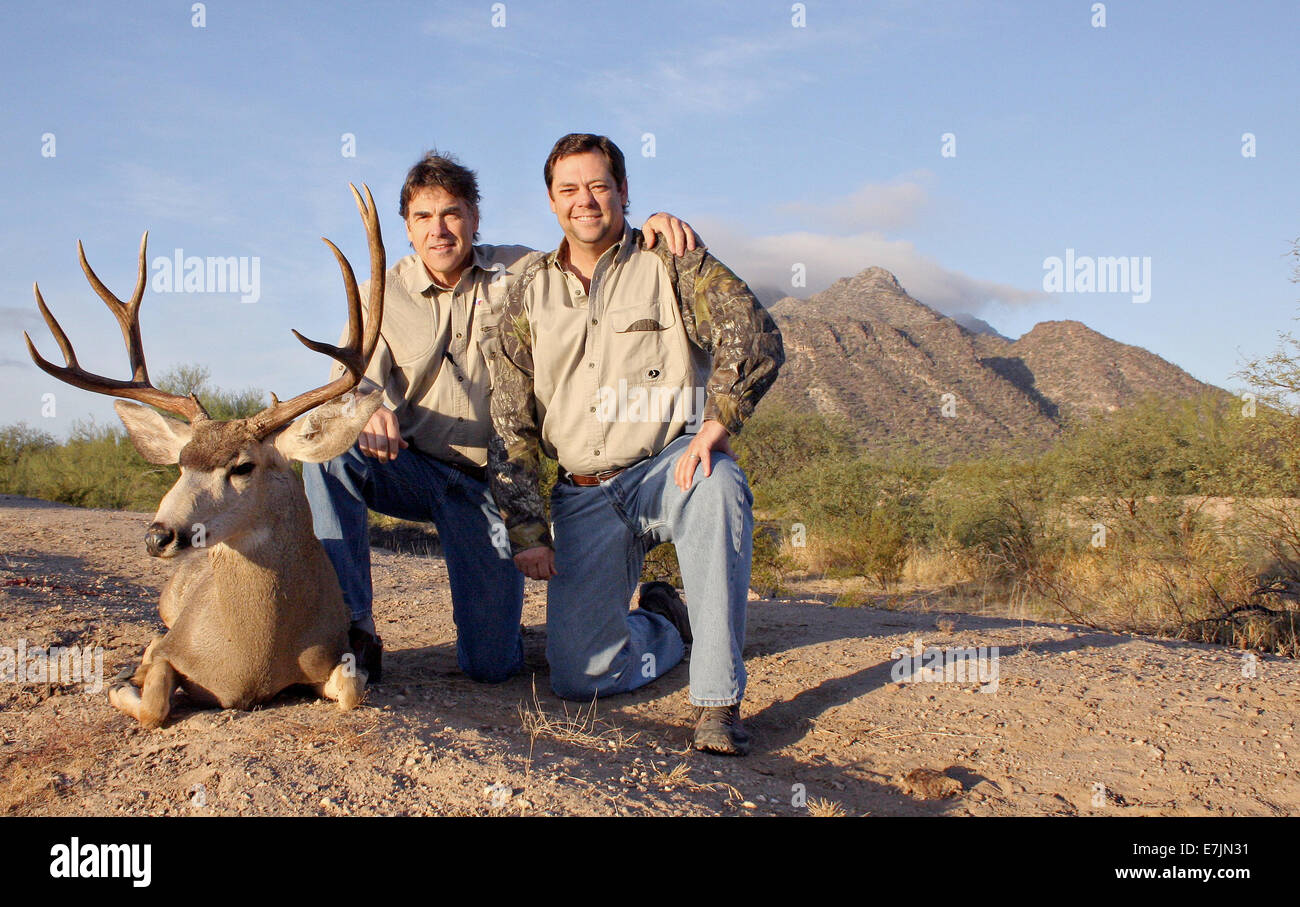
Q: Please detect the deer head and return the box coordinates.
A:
[25,184,386,557]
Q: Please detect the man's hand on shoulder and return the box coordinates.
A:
[358,407,408,462]
[641,212,704,257]
[673,419,734,491]
[514,545,557,581]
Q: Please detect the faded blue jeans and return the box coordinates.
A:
[302,444,524,683]
[546,433,753,706]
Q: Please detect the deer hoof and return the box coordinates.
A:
[324,662,367,711]
[108,681,142,720]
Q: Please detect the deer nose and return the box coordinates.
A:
[145,522,175,557]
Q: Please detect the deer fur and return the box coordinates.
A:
[106,389,383,727]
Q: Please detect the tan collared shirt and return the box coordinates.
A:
[519,227,707,474]
[332,244,542,468]
[488,226,785,552]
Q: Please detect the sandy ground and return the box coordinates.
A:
[1,493,1296,817]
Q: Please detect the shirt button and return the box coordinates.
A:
[593,449,600,456]
[588,362,595,368]
[589,406,596,413]
[455,332,462,339]
[591,318,598,326]
[457,417,464,422]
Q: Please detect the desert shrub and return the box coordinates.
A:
[0,423,58,494]
[734,399,855,491]
[923,455,1069,585]
[641,542,681,587]
[1048,392,1290,498]
[0,364,265,511]
[155,364,267,421]
[4,420,177,511]
[750,523,796,597]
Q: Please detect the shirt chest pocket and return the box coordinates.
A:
[606,299,686,386]
[384,298,438,367]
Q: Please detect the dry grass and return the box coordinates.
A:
[1182,604,1300,656]
[518,679,639,753]
[281,716,387,758]
[807,797,848,817]
[776,496,1300,657]
[647,760,743,802]
[901,545,979,588]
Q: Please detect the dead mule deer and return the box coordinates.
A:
[24,184,386,728]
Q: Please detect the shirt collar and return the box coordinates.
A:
[547,223,637,273]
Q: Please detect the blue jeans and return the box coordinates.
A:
[547,434,753,706]
[302,445,524,683]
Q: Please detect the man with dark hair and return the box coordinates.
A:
[543,134,628,212]
[303,149,697,685]
[488,134,783,754]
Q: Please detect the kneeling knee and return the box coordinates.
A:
[690,457,751,504]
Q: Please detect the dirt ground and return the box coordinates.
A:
[1,494,1296,817]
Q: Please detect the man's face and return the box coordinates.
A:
[404,186,478,286]
[547,150,627,254]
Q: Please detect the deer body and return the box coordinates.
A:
[25,184,386,728]
[147,475,351,710]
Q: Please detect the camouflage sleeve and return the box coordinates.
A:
[649,236,785,435]
[486,260,552,554]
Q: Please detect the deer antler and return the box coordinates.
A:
[24,231,210,423]
[245,182,385,438]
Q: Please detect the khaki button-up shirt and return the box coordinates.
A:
[332,244,542,468]
[488,226,785,553]
[520,229,706,474]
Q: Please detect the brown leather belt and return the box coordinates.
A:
[561,467,626,486]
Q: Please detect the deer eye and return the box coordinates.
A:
[230,462,255,477]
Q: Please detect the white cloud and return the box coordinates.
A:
[779,172,934,232]
[695,219,1046,314]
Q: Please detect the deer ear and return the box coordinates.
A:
[272,384,384,464]
[114,400,193,465]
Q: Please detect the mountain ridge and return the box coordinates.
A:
[764,267,1216,459]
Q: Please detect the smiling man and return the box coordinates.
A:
[487,134,784,755]
[302,151,696,686]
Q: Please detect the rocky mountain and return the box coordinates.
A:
[764,267,1216,460]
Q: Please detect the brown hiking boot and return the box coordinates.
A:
[692,704,751,756]
[637,581,692,644]
[349,627,383,684]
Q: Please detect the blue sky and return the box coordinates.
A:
[2,0,1297,435]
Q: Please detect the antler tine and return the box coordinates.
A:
[247,183,385,438]
[78,232,151,384]
[25,270,209,424]
[30,281,80,369]
[355,183,385,367]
